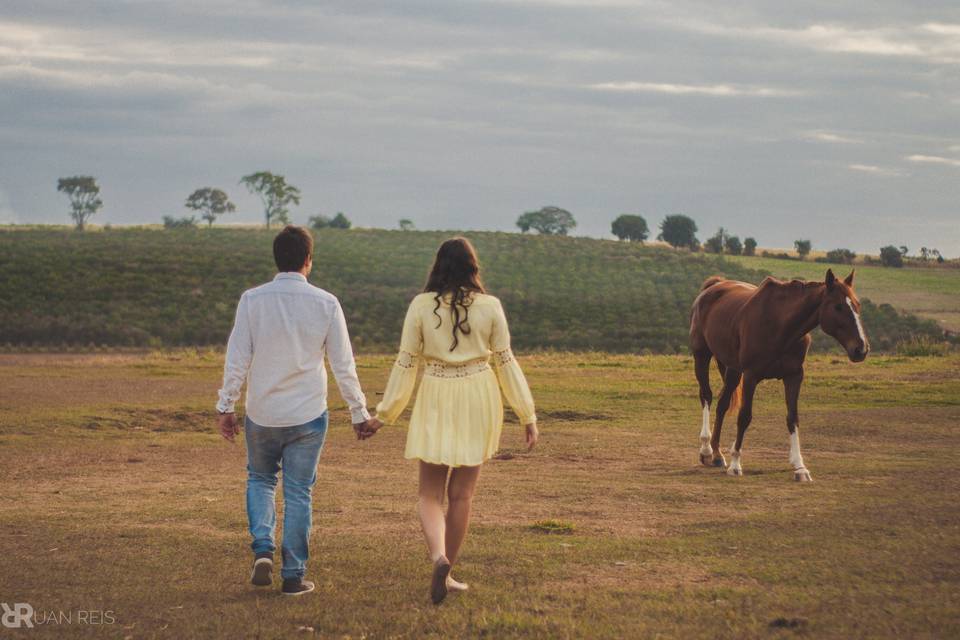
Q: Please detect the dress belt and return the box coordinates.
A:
[423,359,491,379]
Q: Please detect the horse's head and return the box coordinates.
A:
[819,269,870,362]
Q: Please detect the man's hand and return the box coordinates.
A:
[525,423,539,451]
[354,416,383,440]
[218,412,240,443]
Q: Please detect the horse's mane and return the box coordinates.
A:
[759,276,823,291]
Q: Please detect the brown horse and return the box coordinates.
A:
[689,269,869,481]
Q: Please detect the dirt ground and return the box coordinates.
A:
[0,351,958,638]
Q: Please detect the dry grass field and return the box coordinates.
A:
[1,351,958,638]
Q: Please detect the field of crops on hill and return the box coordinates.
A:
[0,227,947,353]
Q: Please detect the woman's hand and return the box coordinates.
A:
[525,423,539,451]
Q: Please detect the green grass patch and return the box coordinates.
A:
[529,520,576,534]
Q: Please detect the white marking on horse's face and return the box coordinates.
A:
[846,296,866,343]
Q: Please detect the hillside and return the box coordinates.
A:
[0,227,947,353]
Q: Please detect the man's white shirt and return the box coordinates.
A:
[217,272,371,426]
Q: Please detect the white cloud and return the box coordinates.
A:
[807,131,862,144]
[847,164,904,176]
[906,154,960,167]
[679,21,960,65]
[588,81,800,97]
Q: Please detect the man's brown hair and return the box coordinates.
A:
[273,225,314,272]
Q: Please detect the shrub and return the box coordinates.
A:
[329,212,351,229]
[308,214,330,229]
[704,228,725,254]
[725,235,743,255]
[879,245,904,268]
[761,250,794,260]
[162,215,197,229]
[824,248,856,264]
[896,336,951,357]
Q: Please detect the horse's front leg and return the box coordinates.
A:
[727,373,759,477]
[693,350,715,465]
[710,368,742,468]
[784,370,812,482]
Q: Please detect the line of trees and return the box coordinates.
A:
[53,178,952,267]
[59,171,306,231]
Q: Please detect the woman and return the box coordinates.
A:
[375,237,538,605]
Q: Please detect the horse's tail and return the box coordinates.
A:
[726,379,743,418]
[701,275,725,291]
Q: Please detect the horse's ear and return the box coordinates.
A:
[825,269,836,290]
[844,269,855,287]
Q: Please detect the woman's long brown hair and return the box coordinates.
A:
[423,237,486,351]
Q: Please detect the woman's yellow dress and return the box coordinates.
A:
[375,292,536,467]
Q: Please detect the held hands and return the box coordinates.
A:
[354,416,383,441]
[525,423,539,451]
[218,412,240,443]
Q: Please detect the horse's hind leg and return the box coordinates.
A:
[710,368,741,469]
[728,373,759,477]
[694,350,714,465]
[784,371,812,482]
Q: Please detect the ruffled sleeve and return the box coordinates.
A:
[376,299,422,424]
[490,299,536,425]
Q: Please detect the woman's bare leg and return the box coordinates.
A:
[445,465,481,565]
[418,461,449,562]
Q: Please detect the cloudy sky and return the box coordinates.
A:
[1,1,958,255]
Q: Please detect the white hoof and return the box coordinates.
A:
[699,437,713,458]
[727,452,742,476]
[699,437,718,466]
[794,468,813,482]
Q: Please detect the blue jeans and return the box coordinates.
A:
[244,412,328,580]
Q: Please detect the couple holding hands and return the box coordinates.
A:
[215,226,537,604]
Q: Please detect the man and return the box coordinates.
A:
[216,225,381,596]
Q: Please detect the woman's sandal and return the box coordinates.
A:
[430,556,452,604]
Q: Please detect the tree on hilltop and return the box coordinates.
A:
[611,214,649,242]
[657,214,698,249]
[240,171,300,229]
[57,176,103,231]
[329,212,351,229]
[516,206,577,235]
[185,188,235,227]
[704,228,727,254]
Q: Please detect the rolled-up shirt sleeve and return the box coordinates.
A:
[217,294,253,414]
[325,300,372,424]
